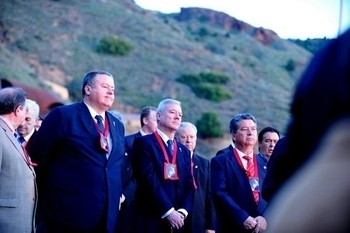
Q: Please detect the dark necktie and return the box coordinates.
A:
[18,136,26,145]
[167,139,173,160]
[95,115,105,133]
[14,132,36,166]
[243,155,259,204]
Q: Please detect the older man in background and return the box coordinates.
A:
[16,99,40,149]
[176,121,216,233]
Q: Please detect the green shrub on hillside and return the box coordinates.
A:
[176,72,232,102]
[176,73,201,86]
[177,72,231,85]
[192,83,232,102]
[199,72,230,84]
[196,111,224,138]
[285,59,296,72]
[96,36,133,56]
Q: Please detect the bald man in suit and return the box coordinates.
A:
[0,87,37,233]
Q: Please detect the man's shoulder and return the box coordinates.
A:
[212,150,232,163]
[216,145,233,156]
[125,132,141,140]
[194,153,209,162]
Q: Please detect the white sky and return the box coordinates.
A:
[134,0,350,39]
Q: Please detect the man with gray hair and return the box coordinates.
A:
[176,121,216,233]
[17,99,40,148]
[211,113,268,233]
[131,98,194,233]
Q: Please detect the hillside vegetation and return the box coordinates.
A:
[0,0,316,157]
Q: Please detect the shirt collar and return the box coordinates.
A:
[235,148,253,159]
[23,128,35,141]
[156,128,173,144]
[83,102,105,120]
[140,129,147,136]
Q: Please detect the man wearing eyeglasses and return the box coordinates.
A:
[0,87,37,233]
[27,70,125,233]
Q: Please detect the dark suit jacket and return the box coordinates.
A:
[211,150,268,233]
[216,144,234,156]
[131,134,195,233]
[23,129,37,151]
[116,132,141,233]
[121,131,141,203]
[27,102,125,233]
[185,153,216,233]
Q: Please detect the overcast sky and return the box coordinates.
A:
[134,0,350,39]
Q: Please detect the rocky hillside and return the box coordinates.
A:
[0,0,313,157]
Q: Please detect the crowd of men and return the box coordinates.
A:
[0,75,280,233]
[1,28,349,233]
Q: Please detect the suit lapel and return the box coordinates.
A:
[228,153,250,190]
[0,120,31,167]
[77,102,100,139]
[193,154,200,180]
[106,112,120,163]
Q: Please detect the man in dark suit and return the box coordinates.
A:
[176,122,216,233]
[131,98,194,233]
[211,113,267,233]
[116,106,157,233]
[257,126,280,165]
[0,87,37,233]
[27,70,125,233]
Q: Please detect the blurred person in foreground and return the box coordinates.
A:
[27,70,125,232]
[116,106,157,233]
[211,113,267,233]
[0,87,37,233]
[131,98,194,233]
[176,121,216,233]
[263,28,350,233]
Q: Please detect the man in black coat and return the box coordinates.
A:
[176,122,216,233]
[27,70,125,233]
[116,106,157,233]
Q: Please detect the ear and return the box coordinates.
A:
[13,106,21,117]
[85,85,91,95]
[231,133,236,142]
[156,112,161,121]
[142,117,148,125]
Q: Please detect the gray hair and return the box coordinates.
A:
[176,122,198,137]
[25,99,40,119]
[156,98,181,114]
[229,113,257,133]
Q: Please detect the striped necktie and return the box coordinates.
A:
[95,115,105,133]
[243,155,259,204]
